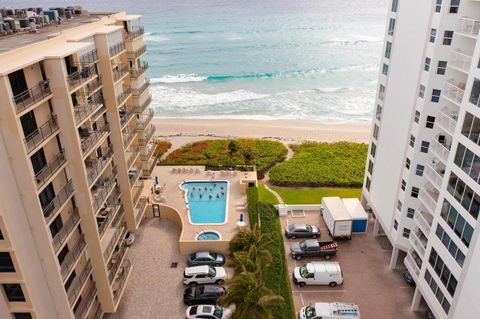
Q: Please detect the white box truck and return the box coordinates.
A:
[321,197,352,239]
[342,198,368,233]
[299,302,360,319]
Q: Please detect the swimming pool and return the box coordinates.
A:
[181,181,229,225]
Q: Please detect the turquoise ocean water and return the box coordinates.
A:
[10,0,388,121]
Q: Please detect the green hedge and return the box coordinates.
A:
[247,187,259,228]
[269,142,368,187]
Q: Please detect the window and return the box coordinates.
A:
[385,42,392,59]
[394,220,398,230]
[470,78,480,106]
[371,143,377,157]
[449,0,460,13]
[58,245,69,265]
[375,104,383,121]
[419,84,426,98]
[414,111,421,123]
[437,61,447,75]
[392,0,399,12]
[436,0,442,12]
[454,143,480,185]
[425,57,431,71]
[0,229,3,240]
[365,177,371,191]
[13,314,32,319]
[410,135,416,147]
[411,187,420,198]
[406,158,411,169]
[0,253,15,272]
[397,200,403,211]
[426,116,436,128]
[416,165,425,176]
[407,208,415,218]
[373,124,379,140]
[424,270,451,314]
[388,18,396,36]
[2,284,25,302]
[429,248,458,297]
[402,228,411,238]
[447,172,480,220]
[421,141,430,153]
[461,112,480,146]
[382,63,389,76]
[401,179,406,191]
[368,160,374,174]
[443,30,454,45]
[430,28,437,43]
[440,199,474,247]
[379,84,386,101]
[431,89,441,102]
[435,224,466,267]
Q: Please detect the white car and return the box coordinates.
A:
[183,265,227,287]
[186,305,232,319]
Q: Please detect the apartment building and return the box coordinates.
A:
[362,0,480,318]
[0,10,155,319]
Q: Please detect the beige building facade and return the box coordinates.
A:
[0,11,155,319]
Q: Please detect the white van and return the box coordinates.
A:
[293,262,343,287]
[299,302,360,319]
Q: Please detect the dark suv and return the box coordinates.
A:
[290,240,338,260]
[183,285,226,306]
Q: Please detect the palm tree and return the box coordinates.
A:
[241,148,253,168]
[230,244,272,274]
[229,225,272,254]
[227,140,238,168]
[220,271,285,319]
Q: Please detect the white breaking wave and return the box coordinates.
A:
[151,74,208,84]
[146,35,171,43]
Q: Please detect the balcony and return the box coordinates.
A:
[98,204,122,238]
[127,45,147,60]
[142,156,158,177]
[13,80,52,114]
[43,179,75,223]
[136,109,154,131]
[120,110,135,129]
[91,167,118,213]
[34,150,66,190]
[450,50,472,73]
[126,147,140,169]
[113,64,129,83]
[74,283,97,319]
[129,62,149,78]
[113,259,132,304]
[123,130,137,149]
[24,115,59,154]
[92,303,103,319]
[414,210,433,236]
[457,17,480,38]
[139,125,155,146]
[86,146,114,186]
[66,63,97,91]
[116,88,132,106]
[135,197,148,225]
[67,261,92,305]
[141,144,155,162]
[103,222,126,261]
[85,76,103,96]
[132,181,144,206]
[134,94,152,113]
[73,92,104,125]
[128,167,141,188]
[424,161,445,190]
[125,26,145,41]
[60,236,86,280]
[79,49,98,65]
[405,250,421,276]
[419,185,439,214]
[444,80,465,106]
[410,229,428,257]
[109,42,125,58]
[132,79,150,97]
[52,208,80,252]
[436,107,458,136]
[80,123,110,156]
[430,138,451,163]
[108,245,128,283]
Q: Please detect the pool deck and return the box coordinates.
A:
[151,165,256,253]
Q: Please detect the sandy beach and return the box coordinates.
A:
[152,118,371,149]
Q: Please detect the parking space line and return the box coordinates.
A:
[300,293,305,306]
[292,289,347,293]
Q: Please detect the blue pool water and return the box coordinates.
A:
[196,231,221,240]
[181,181,228,224]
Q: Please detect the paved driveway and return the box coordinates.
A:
[281,212,425,319]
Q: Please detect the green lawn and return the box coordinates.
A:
[258,183,279,205]
[272,187,361,204]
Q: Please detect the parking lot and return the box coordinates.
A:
[281,211,425,319]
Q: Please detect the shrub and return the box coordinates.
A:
[269,141,368,187]
[154,140,172,158]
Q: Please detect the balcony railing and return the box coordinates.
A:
[120,111,135,129]
[410,231,426,257]
[141,144,155,161]
[430,139,451,163]
[13,80,52,114]
[450,50,472,72]
[424,163,444,190]
[24,115,59,154]
[134,94,152,113]
[444,80,465,105]
[80,123,110,156]
[129,62,149,78]
[98,204,122,238]
[52,209,80,252]
[91,167,118,213]
[35,150,66,189]
[108,245,128,283]
[457,17,480,37]
[92,303,103,319]
[419,186,439,214]
[116,88,132,106]
[405,251,420,276]
[142,156,158,177]
[109,42,125,57]
[73,92,104,125]
[132,79,150,97]
[43,179,75,223]
[66,63,97,90]
[132,181,144,205]
[136,109,154,131]
[60,236,86,280]
[113,259,132,304]
[126,148,140,169]
[436,107,458,136]
[136,197,148,224]
[113,64,129,82]
[79,49,98,65]
[415,211,432,236]
[125,26,145,41]
[86,146,114,186]
[67,261,92,305]
[138,125,155,146]
[85,76,103,96]
[127,45,147,60]
[129,167,141,187]
[74,283,97,319]
[103,223,126,261]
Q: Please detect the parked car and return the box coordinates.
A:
[403,270,416,286]
[187,251,226,267]
[183,265,227,286]
[186,305,232,319]
[299,302,360,319]
[184,285,226,306]
[285,224,321,239]
[290,240,338,260]
[124,232,135,246]
[293,262,343,287]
